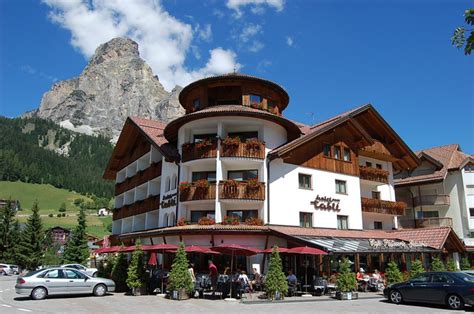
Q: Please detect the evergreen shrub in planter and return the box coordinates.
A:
[168,243,193,300]
[335,257,358,300]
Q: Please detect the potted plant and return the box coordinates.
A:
[221,136,241,153]
[195,138,213,151]
[111,250,128,293]
[221,215,240,225]
[177,217,190,226]
[182,143,193,152]
[335,257,358,300]
[265,246,288,300]
[246,178,260,190]
[244,217,264,226]
[385,261,403,285]
[198,216,215,225]
[126,243,147,296]
[179,182,191,193]
[168,243,193,300]
[245,138,263,151]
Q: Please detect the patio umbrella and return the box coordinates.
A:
[99,246,124,254]
[148,252,158,266]
[211,244,260,301]
[261,247,290,254]
[141,244,179,295]
[288,246,327,295]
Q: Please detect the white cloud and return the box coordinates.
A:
[248,41,264,52]
[195,23,212,42]
[227,0,284,18]
[20,64,58,82]
[239,23,262,43]
[286,36,293,46]
[42,0,238,90]
[257,59,271,73]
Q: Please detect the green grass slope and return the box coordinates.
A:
[0,181,111,238]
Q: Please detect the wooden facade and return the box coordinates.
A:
[113,195,160,220]
[179,183,217,202]
[181,141,218,162]
[220,141,265,159]
[281,123,361,176]
[115,161,162,195]
[218,181,265,201]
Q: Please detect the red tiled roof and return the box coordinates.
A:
[129,116,179,159]
[388,227,451,250]
[395,144,472,186]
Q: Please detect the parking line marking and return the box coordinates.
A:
[1,304,12,307]
[18,309,32,312]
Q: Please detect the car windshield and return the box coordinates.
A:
[24,269,46,277]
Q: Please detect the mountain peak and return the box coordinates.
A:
[88,37,140,67]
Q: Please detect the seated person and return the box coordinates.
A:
[356,268,365,281]
[238,270,250,288]
[251,267,261,290]
[372,269,381,281]
[287,269,297,287]
[328,271,337,285]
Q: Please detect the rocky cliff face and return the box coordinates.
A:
[32,38,184,140]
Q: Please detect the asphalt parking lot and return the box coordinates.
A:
[0,276,471,313]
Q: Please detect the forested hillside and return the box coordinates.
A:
[0,116,114,197]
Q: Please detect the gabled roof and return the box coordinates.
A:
[269,104,419,171]
[395,144,472,186]
[103,116,178,180]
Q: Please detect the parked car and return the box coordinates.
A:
[0,264,16,275]
[61,264,98,277]
[384,271,474,310]
[15,267,115,300]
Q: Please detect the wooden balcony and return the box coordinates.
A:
[361,197,406,215]
[113,194,160,220]
[413,195,450,207]
[220,141,265,159]
[179,183,216,202]
[398,217,453,229]
[219,181,265,201]
[359,166,389,184]
[115,162,162,195]
[181,141,218,162]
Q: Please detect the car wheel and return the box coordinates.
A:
[31,287,47,300]
[93,284,107,297]
[92,272,98,277]
[446,294,464,310]
[389,290,403,304]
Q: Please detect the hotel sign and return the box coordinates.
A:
[368,239,426,249]
[310,195,341,211]
[160,193,177,208]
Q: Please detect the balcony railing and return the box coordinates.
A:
[115,162,162,195]
[361,197,406,215]
[413,195,450,207]
[219,181,265,201]
[220,141,265,159]
[181,141,218,162]
[179,182,216,202]
[113,194,160,220]
[398,217,453,229]
[359,166,389,184]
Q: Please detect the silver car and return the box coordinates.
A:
[15,268,115,300]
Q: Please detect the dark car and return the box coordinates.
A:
[384,271,474,310]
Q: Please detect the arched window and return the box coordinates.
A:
[163,213,168,227]
[169,212,176,226]
[165,176,171,192]
[171,174,177,190]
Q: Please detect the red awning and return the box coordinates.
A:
[211,244,260,256]
[288,246,327,255]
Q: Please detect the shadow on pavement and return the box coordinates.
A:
[13,293,114,301]
[378,299,474,312]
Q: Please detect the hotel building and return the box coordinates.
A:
[104,73,467,273]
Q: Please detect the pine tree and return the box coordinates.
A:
[112,251,129,292]
[430,257,446,271]
[409,259,425,278]
[59,202,66,213]
[168,243,193,295]
[386,261,403,285]
[62,209,89,264]
[0,200,17,262]
[126,243,146,293]
[460,257,471,270]
[264,246,288,300]
[446,258,458,271]
[336,257,357,293]
[3,220,21,264]
[18,201,45,270]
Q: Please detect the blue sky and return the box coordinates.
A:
[0,0,473,153]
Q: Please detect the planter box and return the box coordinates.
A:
[131,287,147,296]
[336,291,358,300]
[170,289,190,300]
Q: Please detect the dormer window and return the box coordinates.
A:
[193,98,201,110]
[250,95,262,107]
[323,144,331,157]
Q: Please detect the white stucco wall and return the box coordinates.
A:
[269,159,363,229]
